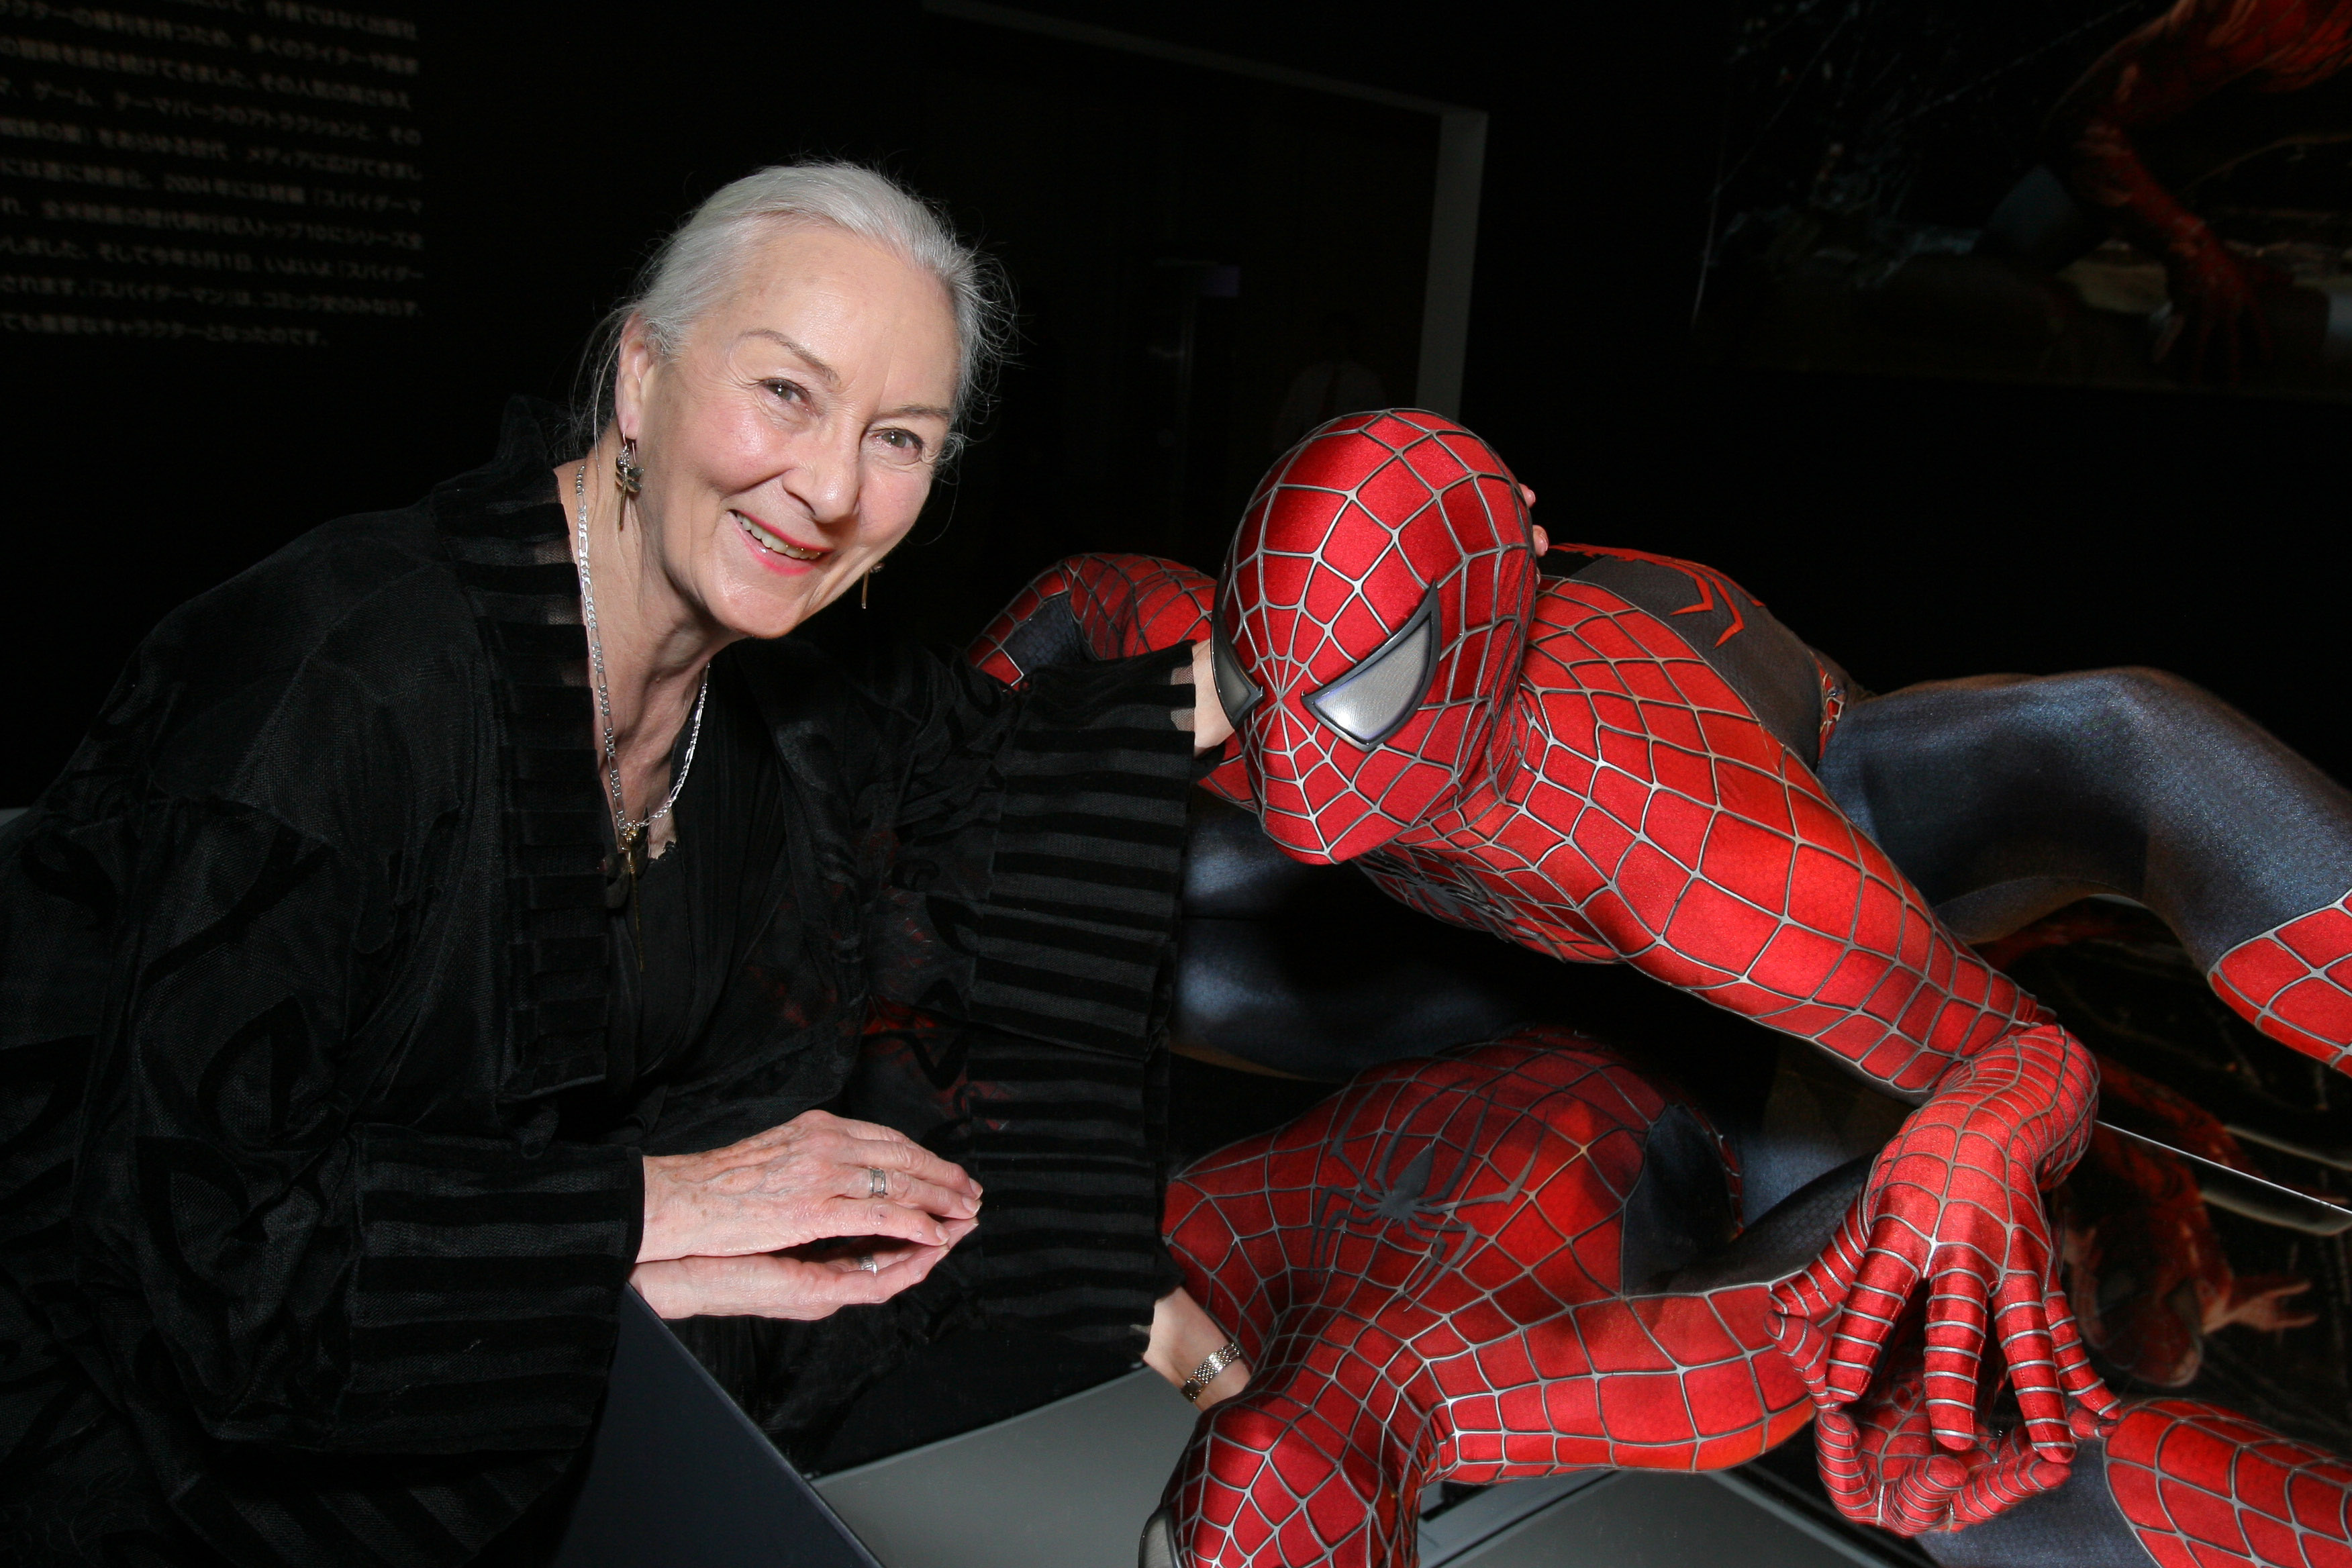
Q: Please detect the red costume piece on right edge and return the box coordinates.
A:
[2106,1401,2352,1568]
[2210,895,2352,1070]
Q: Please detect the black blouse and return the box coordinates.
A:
[0,401,1195,1567]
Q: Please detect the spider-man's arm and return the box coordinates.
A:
[969,554,1216,683]
[969,554,1248,801]
[2047,0,2331,380]
[1572,789,2112,1468]
[1503,609,2114,1474]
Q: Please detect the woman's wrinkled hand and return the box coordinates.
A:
[638,1108,983,1265]
[1183,639,1233,754]
[1142,1287,1250,1408]
[631,1222,977,1321]
[1767,1024,2115,1465]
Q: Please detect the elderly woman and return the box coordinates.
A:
[0,163,1240,1568]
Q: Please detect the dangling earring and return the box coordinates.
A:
[614,436,644,498]
[861,559,884,609]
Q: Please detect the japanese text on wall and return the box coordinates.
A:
[0,0,421,348]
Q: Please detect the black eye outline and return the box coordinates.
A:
[1304,593,1438,748]
[1210,620,1263,731]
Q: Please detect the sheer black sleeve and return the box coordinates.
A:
[53,697,639,1457]
[861,640,1200,1343]
[894,642,1198,1059]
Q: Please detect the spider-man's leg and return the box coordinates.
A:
[1156,1038,1820,1568]
[1902,1400,2352,1568]
[1817,669,2352,1071]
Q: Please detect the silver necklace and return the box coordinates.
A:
[573,460,707,858]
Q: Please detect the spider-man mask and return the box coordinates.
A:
[1212,409,1538,863]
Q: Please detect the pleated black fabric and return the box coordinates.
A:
[0,400,1197,1567]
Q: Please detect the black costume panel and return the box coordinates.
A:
[1169,797,1567,1080]
[1563,555,1835,767]
[0,402,1198,1567]
[1560,552,2352,965]
[1818,670,2352,961]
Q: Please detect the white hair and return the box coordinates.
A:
[574,160,1010,462]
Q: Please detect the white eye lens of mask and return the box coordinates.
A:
[1211,626,1263,728]
[1306,596,1438,748]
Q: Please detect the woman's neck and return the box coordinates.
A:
[560,438,732,830]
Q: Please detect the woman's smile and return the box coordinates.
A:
[730,507,831,573]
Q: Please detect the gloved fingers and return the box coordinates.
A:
[2043,1281,2122,1431]
[1818,1211,1931,1406]
[1768,1199,1874,1404]
[1916,1244,1995,1451]
[1888,1451,1969,1536]
[1950,1422,2073,1529]
[1986,1263,2074,1462]
[1813,1407,1877,1523]
[1767,1297,1838,1406]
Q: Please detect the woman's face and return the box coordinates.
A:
[614,221,960,641]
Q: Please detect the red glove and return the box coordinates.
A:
[1814,1334,2110,1535]
[2158,236,2292,386]
[1769,1023,2118,1473]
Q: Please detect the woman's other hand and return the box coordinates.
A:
[632,1220,977,1320]
[638,1108,983,1264]
[1143,1287,1249,1408]
[1184,639,1233,754]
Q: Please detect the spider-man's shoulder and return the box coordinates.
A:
[1526,548,1833,766]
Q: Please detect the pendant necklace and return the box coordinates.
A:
[574,460,707,947]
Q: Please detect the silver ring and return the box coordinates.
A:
[867,1166,889,1199]
[855,1253,880,1274]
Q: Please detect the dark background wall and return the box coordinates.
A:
[3,0,2334,805]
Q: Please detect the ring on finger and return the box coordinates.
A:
[866,1166,889,1199]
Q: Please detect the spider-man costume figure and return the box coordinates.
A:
[2007,0,2352,380]
[971,409,2352,1564]
[2055,1062,2316,1389]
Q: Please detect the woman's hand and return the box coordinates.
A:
[632,1221,976,1320]
[638,1108,982,1264]
[1184,640,1233,754]
[1143,1287,1249,1408]
[1768,1024,2115,1464]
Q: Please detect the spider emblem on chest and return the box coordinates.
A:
[1310,1089,1535,1299]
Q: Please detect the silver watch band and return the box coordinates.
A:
[1180,1340,1244,1404]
